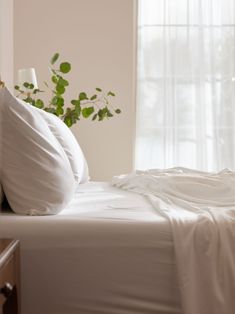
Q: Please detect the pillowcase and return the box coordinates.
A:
[39,109,89,184]
[0,87,76,215]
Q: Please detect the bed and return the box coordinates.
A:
[0,182,181,314]
[0,82,181,314]
[2,86,234,314]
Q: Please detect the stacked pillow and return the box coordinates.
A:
[0,87,89,215]
[39,109,89,184]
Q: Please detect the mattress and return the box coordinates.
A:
[0,182,181,314]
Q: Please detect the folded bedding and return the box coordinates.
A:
[112,167,235,314]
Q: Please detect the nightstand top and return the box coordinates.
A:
[0,239,19,269]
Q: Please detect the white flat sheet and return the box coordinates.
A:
[0,182,181,314]
[112,168,235,314]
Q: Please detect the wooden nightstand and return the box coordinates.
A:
[0,240,20,314]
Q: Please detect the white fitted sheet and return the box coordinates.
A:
[0,182,181,314]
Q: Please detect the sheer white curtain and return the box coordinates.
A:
[136,0,235,171]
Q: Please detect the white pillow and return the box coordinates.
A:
[39,110,89,184]
[0,87,76,215]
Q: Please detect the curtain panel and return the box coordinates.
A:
[136,0,235,171]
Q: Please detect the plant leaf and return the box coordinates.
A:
[64,116,72,127]
[98,108,105,121]
[71,99,79,106]
[71,109,79,123]
[56,84,65,94]
[23,82,30,88]
[51,53,59,65]
[107,91,115,97]
[79,92,88,101]
[57,77,69,87]
[90,94,97,101]
[44,107,56,115]
[82,107,94,118]
[33,88,41,94]
[56,106,64,115]
[24,96,33,104]
[60,62,71,73]
[52,96,64,106]
[52,75,58,84]
[35,99,44,108]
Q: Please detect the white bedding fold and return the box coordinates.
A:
[112,167,235,314]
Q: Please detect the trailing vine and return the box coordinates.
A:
[15,53,121,127]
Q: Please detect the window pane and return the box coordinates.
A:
[136,0,235,171]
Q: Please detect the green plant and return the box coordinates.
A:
[15,53,121,127]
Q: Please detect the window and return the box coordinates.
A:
[136,0,235,171]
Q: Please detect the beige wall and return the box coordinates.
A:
[0,0,13,89]
[14,0,136,181]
